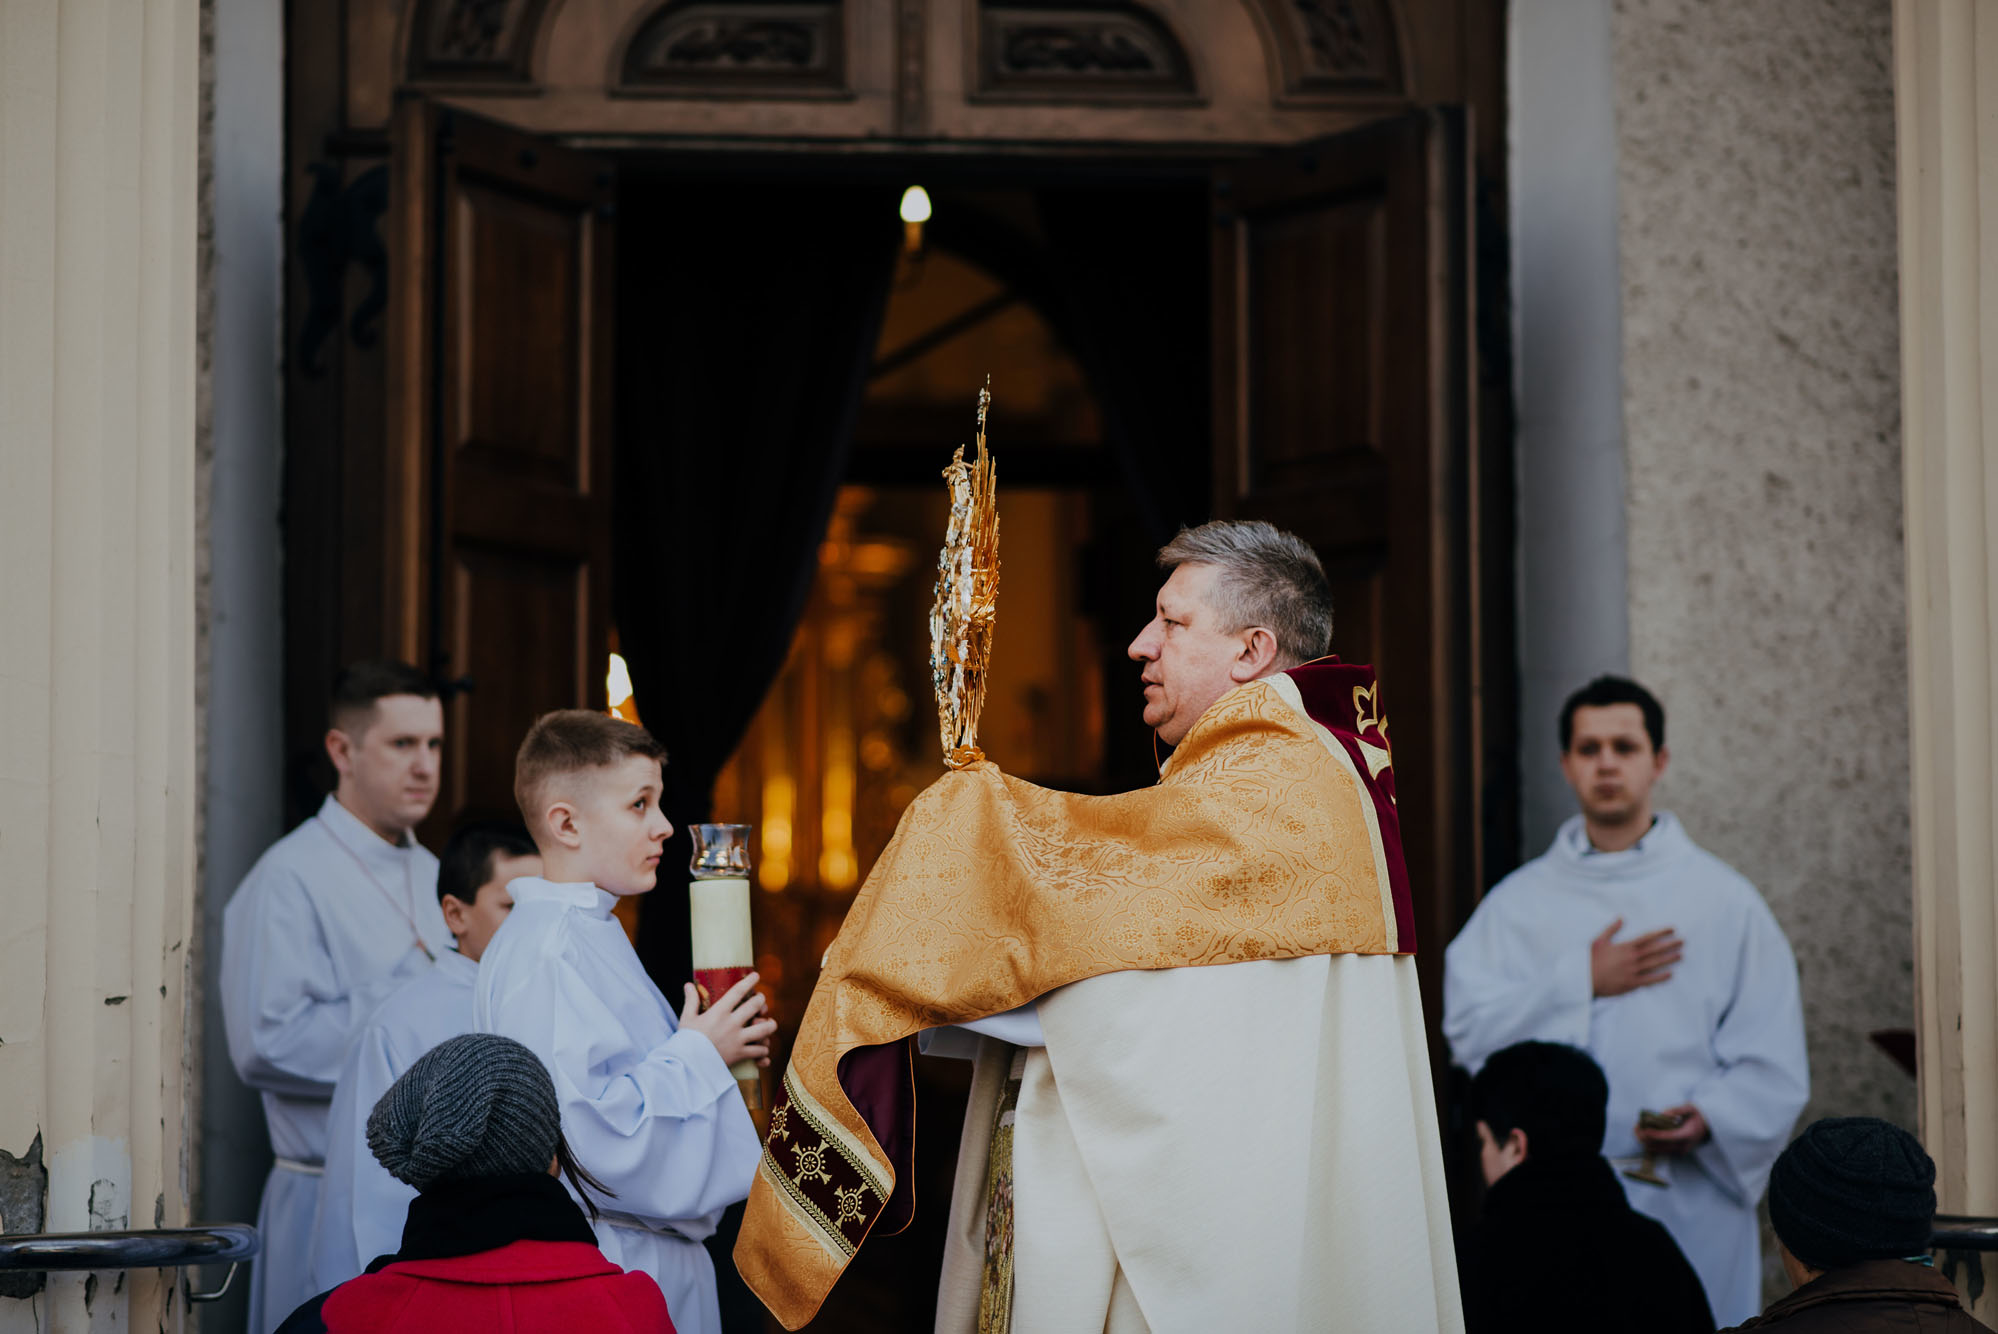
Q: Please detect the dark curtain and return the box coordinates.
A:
[613,179,901,993]
[1036,186,1212,543]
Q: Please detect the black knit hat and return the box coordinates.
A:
[366,1033,562,1190]
[1768,1117,1936,1270]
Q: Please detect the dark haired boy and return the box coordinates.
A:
[1443,674,1809,1326]
[1461,1041,1713,1334]
[304,821,539,1292]
[474,709,772,1334]
[221,660,454,1332]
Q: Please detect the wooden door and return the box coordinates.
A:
[1211,110,1482,1069]
[386,101,617,833]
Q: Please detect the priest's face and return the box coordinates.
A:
[1560,703,1668,828]
[1127,563,1261,747]
[327,693,444,839]
[572,754,674,895]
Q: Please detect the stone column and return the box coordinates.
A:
[1897,0,1998,1313]
[0,0,202,1329]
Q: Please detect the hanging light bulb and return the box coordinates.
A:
[900,185,932,254]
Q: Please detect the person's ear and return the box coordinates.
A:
[1652,743,1670,780]
[325,727,356,779]
[439,893,469,939]
[546,800,584,850]
[1231,627,1281,682]
[1505,1127,1529,1166]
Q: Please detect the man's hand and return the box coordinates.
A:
[1634,1104,1710,1157]
[1590,918,1683,997]
[679,972,778,1069]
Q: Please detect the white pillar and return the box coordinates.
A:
[0,0,201,1329]
[1897,0,1998,1315]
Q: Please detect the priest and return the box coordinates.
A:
[736,520,1462,1334]
[220,661,456,1333]
[1442,675,1809,1326]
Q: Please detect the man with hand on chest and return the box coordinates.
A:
[1444,675,1809,1327]
[222,660,456,1333]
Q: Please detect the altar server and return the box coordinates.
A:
[306,821,539,1292]
[1444,676,1809,1327]
[475,710,773,1334]
[222,661,455,1332]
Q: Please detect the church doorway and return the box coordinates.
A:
[280,98,1509,1334]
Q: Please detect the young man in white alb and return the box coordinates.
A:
[220,661,454,1333]
[1444,675,1809,1326]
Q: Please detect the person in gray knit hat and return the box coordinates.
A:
[1723,1117,1992,1332]
[277,1032,669,1333]
[367,1032,563,1190]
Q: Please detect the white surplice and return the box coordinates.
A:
[1442,812,1809,1327]
[473,877,761,1334]
[220,794,451,1334]
[934,955,1463,1334]
[307,946,478,1292]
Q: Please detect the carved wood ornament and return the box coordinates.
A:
[1248,0,1405,103]
[617,1,849,98]
[975,3,1197,103]
[407,0,553,88]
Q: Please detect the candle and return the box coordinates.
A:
[689,874,760,1091]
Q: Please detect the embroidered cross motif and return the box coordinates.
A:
[1351,682,1396,795]
[833,1183,870,1226]
[792,1139,833,1186]
[768,1103,791,1142]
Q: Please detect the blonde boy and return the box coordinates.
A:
[474,710,773,1334]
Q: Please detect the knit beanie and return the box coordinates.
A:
[1767,1116,1936,1270]
[366,1033,562,1190]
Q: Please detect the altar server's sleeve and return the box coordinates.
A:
[221,866,396,1098]
[310,1018,417,1289]
[1442,888,1594,1073]
[1687,898,1810,1207]
[485,956,760,1226]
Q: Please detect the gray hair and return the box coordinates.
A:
[1156,520,1333,666]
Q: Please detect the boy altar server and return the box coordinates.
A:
[222,661,455,1332]
[475,709,774,1334]
[1444,676,1809,1326]
[305,821,540,1292]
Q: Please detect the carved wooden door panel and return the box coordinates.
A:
[386,101,617,834]
[1211,109,1481,1065]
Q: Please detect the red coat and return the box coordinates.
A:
[319,1239,675,1333]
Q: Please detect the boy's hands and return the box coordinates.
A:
[679,972,778,1068]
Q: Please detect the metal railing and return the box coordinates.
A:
[1933,1215,1998,1305]
[0,1225,258,1303]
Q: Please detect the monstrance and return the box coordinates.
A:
[929,381,1000,769]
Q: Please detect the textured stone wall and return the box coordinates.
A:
[1610,0,1910,1138]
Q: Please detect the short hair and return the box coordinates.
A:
[513,709,667,825]
[329,660,437,734]
[437,820,537,907]
[1155,520,1333,666]
[1471,1042,1608,1162]
[1558,675,1665,753]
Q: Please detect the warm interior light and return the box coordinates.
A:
[900,185,931,255]
[606,652,635,721]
